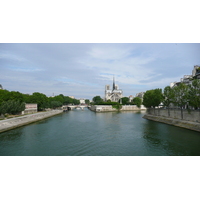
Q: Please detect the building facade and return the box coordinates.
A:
[22,103,38,114]
[135,92,145,99]
[79,98,85,104]
[105,77,123,102]
[170,65,200,88]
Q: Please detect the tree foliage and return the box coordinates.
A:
[0,89,81,114]
[132,97,142,108]
[49,101,62,109]
[172,83,189,108]
[85,99,90,104]
[92,96,103,104]
[188,79,200,109]
[29,92,49,111]
[143,89,163,108]
[120,97,130,105]
[0,100,25,115]
[163,86,174,107]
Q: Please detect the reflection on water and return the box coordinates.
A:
[0,129,23,141]
[142,120,200,156]
[0,110,200,156]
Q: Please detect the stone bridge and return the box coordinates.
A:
[62,105,89,111]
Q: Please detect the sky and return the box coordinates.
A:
[0,43,200,100]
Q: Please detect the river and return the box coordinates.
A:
[0,109,200,156]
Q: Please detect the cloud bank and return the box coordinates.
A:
[1,43,200,99]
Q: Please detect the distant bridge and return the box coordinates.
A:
[62,105,90,111]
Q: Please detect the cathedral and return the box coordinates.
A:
[105,77,123,102]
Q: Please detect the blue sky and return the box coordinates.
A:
[0,43,200,100]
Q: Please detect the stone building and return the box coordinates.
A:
[22,103,38,114]
[79,98,85,104]
[105,77,123,102]
[135,92,145,99]
[170,65,200,88]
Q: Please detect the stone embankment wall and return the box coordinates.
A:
[143,108,200,132]
[0,110,63,133]
[89,105,146,112]
[146,108,200,123]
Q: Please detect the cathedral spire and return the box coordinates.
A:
[113,76,115,91]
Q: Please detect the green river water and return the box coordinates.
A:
[0,109,200,156]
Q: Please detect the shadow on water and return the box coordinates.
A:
[142,119,200,156]
[0,129,23,141]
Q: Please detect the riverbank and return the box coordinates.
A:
[143,114,200,132]
[0,110,63,133]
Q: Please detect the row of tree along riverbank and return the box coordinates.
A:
[142,79,200,131]
[0,89,83,117]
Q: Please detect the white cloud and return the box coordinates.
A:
[0,53,26,62]
[88,45,133,60]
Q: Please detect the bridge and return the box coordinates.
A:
[62,105,90,111]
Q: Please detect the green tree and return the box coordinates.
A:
[53,94,65,104]
[172,83,189,119]
[188,79,200,109]
[22,94,32,103]
[7,91,24,103]
[50,101,62,109]
[29,92,49,111]
[163,86,174,116]
[142,90,153,108]
[120,97,130,105]
[132,97,142,108]
[143,89,163,114]
[72,99,80,105]
[63,96,74,105]
[0,100,25,115]
[85,99,90,104]
[0,90,10,105]
[92,96,103,104]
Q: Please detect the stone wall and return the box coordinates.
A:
[90,105,116,112]
[121,105,146,111]
[146,108,200,123]
[90,105,146,112]
[143,114,200,132]
[0,110,63,133]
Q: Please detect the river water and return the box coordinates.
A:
[0,109,200,156]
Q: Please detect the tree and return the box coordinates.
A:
[92,96,103,104]
[63,96,74,105]
[29,92,49,111]
[163,86,174,116]
[143,89,163,114]
[7,91,24,103]
[132,97,142,108]
[0,100,25,115]
[72,99,80,105]
[0,90,10,105]
[53,94,65,104]
[172,83,189,119]
[50,101,62,109]
[188,79,200,109]
[85,99,90,104]
[120,97,130,105]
